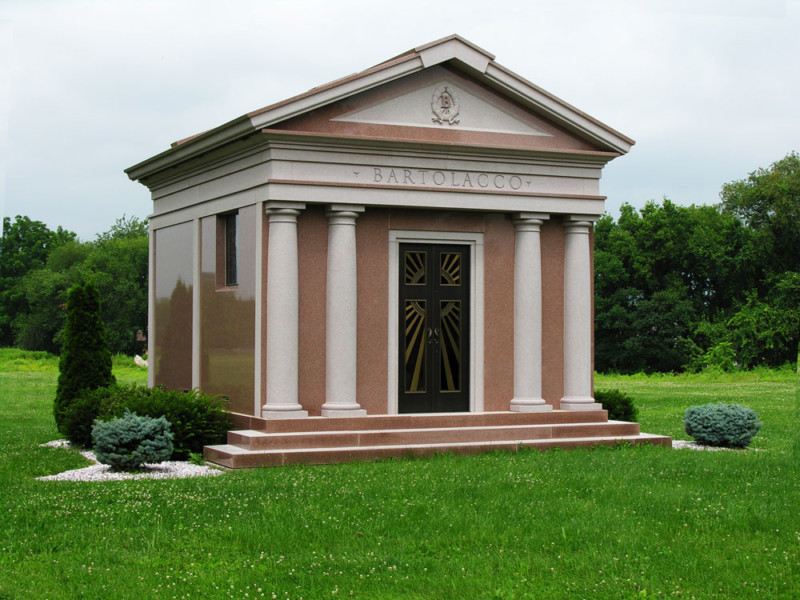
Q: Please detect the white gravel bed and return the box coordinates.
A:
[672,439,753,451]
[37,440,224,482]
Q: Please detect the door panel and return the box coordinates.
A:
[399,244,470,413]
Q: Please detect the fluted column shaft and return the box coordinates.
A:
[511,214,551,412]
[561,218,601,410]
[322,205,367,417]
[263,203,308,418]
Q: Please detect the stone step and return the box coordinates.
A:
[204,433,672,469]
[228,409,610,433]
[226,421,640,450]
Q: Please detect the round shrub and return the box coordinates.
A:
[683,403,762,448]
[594,389,638,422]
[92,410,174,471]
[62,384,148,447]
[61,390,105,448]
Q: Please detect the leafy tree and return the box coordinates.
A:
[94,214,148,244]
[699,341,736,372]
[0,216,75,345]
[620,286,696,373]
[11,269,74,354]
[720,152,800,277]
[86,234,148,355]
[725,272,800,368]
[10,240,89,353]
[595,153,799,373]
[718,152,800,366]
[3,216,148,355]
[594,201,742,372]
[53,282,115,434]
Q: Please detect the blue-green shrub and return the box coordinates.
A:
[594,389,638,422]
[683,403,762,448]
[92,410,173,471]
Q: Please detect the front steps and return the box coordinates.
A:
[204,410,671,468]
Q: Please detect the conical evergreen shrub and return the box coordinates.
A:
[54,281,115,434]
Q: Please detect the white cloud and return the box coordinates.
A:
[1,0,798,237]
[0,18,12,228]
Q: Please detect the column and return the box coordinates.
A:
[321,205,367,417]
[560,217,601,410]
[510,214,552,412]
[253,201,265,416]
[147,224,156,388]
[262,202,308,419]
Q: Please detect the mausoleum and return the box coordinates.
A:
[127,35,670,466]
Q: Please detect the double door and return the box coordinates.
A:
[398,243,470,413]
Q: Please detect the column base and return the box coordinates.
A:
[261,404,309,419]
[510,398,552,412]
[560,396,602,411]
[321,403,367,418]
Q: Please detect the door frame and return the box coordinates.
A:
[388,230,484,414]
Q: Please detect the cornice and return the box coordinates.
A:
[257,129,621,166]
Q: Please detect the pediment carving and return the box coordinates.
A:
[331,77,551,137]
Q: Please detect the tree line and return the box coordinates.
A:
[0,215,148,356]
[1,152,798,370]
[595,152,800,372]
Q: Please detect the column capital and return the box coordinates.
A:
[513,213,549,232]
[265,201,306,217]
[564,214,599,231]
[514,212,550,223]
[326,205,364,226]
[327,204,365,215]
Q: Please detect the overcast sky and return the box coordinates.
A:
[1,0,798,240]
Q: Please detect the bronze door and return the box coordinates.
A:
[399,243,470,413]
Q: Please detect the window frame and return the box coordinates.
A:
[216,212,239,289]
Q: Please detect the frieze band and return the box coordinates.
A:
[371,167,531,191]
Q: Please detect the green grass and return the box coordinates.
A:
[595,368,799,452]
[1,348,798,599]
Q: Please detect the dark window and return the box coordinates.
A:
[225,213,238,286]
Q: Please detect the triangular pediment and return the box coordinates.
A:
[331,78,552,137]
[270,66,603,153]
[127,35,633,182]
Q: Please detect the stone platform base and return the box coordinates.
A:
[204,410,671,468]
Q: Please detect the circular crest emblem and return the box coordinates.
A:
[431,86,460,125]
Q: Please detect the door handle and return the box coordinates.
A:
[427,328,440,345]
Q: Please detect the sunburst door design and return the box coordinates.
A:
[399,244,470,413]
[439,300,461,392]
[404,299,427,393]
[438,252,462,393]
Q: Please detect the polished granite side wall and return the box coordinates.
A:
[153,222,193,391]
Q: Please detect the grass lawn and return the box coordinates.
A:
[1,348,798,599]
